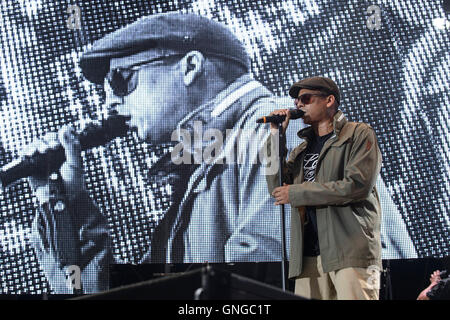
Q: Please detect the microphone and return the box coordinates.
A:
[0,114,131,188]
[439,270,448,279]
[256,109,304,124]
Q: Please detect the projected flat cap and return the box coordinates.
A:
[79,12,251,84]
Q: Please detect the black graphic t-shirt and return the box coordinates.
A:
[303,131,334,257]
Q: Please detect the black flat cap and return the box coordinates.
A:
[79,12,250,84]
[289,76,340,105]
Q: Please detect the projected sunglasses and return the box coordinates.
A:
[106,55,183,97]
[295,93,329,105]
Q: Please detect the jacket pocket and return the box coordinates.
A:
[351,204,374,238]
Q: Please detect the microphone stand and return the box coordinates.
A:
[277,123,288,291]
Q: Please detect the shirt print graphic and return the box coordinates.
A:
[303,153,319,182]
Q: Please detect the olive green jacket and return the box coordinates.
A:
[266,110,382,278]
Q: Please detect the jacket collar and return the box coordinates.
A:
[174,74,260,133]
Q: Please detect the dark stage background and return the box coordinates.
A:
[0,0,448,294]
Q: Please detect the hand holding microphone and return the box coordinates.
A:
[1,114,130,204]
[269,109,291,133]
[256,108,304,134]
[20,125,85,204]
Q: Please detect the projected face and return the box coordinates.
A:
[107,53,186,143]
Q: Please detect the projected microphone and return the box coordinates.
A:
[0,114,131,188]
[256,109,304,124]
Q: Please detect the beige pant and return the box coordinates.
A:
[295,256,380,300]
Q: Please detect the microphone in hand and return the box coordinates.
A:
[256,108,304,124]
[0,114,131,189]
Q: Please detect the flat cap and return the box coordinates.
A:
[289,76,340,105]
[79,12,250,84]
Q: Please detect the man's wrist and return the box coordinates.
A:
[34,172,86,206]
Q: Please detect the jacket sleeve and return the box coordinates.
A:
[288,124,382,207]
[30,185,110,294]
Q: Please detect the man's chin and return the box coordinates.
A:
[140,132,152,143]
[129,126,146,141]
[130,127,149,142]
[140,131,164,145]
[302,117,312,125]
[137,127,171,144]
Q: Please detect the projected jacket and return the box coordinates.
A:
[30,74,287,293]
[265,110,383,279]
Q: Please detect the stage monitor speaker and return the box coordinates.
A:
[74,265,305,300]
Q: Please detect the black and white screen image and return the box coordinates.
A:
[0,0,448,294]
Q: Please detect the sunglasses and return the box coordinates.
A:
[295,93,328,105]
[106,55,182,97]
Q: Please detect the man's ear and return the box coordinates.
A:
[181,51,205,86]
[326,94,336,108]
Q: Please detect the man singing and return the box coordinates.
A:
[266,77,382,300]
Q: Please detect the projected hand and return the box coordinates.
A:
[21,125,86,204]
